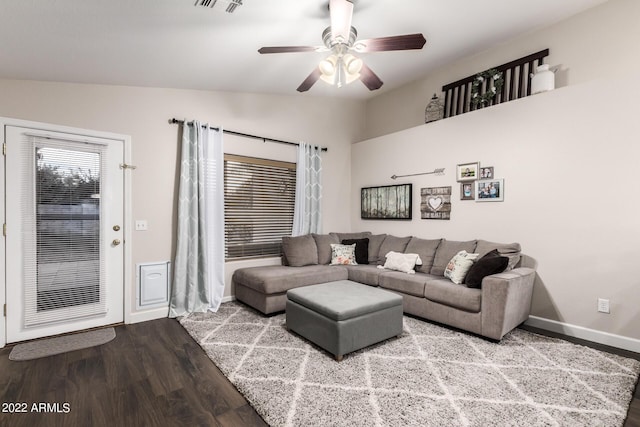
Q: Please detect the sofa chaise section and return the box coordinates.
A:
[234,265,348,314]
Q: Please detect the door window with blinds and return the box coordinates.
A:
[24,138,107,325]
[224,154,296,260]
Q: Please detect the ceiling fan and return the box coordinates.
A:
[258,0,426,92]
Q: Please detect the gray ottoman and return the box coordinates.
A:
[286,280,403,361]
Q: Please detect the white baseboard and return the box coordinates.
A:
[127,298,235,325]
[525,316,640,354]
[128,307,169,324]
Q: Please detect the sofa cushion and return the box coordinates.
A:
[475,240,521,270]
[282,235,318,267]
[377,235,412,265]
[233,265,348,294]
[405,237,442,273]
[379,271,429,297]
[431,239,477,276]
[423,278,482,312]
[344,265,386,286]
[330,243,358,265]
[444,251,480,284]
[367,234,387,264]
[341,238,369,265]
[465,249,509,288]
[330,231,372,242]
[312,233,340,265]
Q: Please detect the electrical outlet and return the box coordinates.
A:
[597,298,610,314]
[135,220,148,231]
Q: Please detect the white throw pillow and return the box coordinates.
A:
[377,251,423,274]
[444,250,480,284]
[330,243,358,265]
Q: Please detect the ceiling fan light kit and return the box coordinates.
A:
[319,46,363,88]
[258,0,426,93]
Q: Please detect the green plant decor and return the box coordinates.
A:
[471,68,504,108]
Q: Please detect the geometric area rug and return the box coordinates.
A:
[180,302,640,427]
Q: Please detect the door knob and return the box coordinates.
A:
[113,225,121,231]
[112,239,121,246]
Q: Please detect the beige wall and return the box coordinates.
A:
[352,74,640,340]
[0,79,366,316]
[1,0,638,340]
[364,0,640,140]
[352,0,640,343]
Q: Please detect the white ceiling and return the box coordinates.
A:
[0,0,607,100]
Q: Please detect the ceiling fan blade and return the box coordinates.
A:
[297,68,322,92]
[355,33,426,52]
[359,64,383,91]
[258,46,322,54]
[329,0,353,43]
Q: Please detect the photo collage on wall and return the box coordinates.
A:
[456,162,504,202]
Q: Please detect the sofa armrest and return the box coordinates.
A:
[480,267,536,340]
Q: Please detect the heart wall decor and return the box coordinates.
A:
[428,196,443,210]
[421,186,451,220]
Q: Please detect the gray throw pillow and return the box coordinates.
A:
[282,235,319,267]
[430,239,477,276]
[330,231,372,242]
[405,237,442,273]
[312,233,340,265]
[367,234,387,264]
[377,235,412,265]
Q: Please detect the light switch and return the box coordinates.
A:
[135,220,148,231]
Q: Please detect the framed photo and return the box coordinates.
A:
[476,179,504,202]
[460,182,475,200]
[456,162,479,182]
[361,183,412,220]
[479,166,494,179]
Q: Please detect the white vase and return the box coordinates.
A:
[531,64,555,94]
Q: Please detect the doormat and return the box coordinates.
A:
[9,328,116,361]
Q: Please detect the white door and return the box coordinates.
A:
[5,126,124,343]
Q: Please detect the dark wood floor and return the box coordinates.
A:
[0,319,267,427]
[0,320,638,427]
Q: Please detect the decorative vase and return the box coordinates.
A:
[530,64,555,94]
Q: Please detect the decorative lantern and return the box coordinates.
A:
[425,94,444,123]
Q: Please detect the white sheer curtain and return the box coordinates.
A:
[292,142,323,236]
[169,121,225,317]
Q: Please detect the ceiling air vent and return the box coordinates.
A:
[194,0,243,13]
[194,0,218,8]
[225,0,242,13]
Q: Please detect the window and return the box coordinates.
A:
[224,154,296,260]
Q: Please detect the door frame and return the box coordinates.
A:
[0,117,133,348]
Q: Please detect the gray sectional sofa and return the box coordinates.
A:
[232,232,537,340]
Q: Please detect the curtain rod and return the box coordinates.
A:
[169,118,328,152]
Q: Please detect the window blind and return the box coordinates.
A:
[224,154,296,260]
[22,135,107,327]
